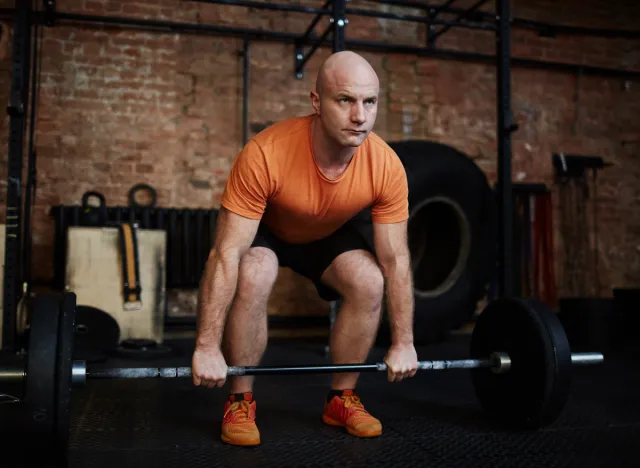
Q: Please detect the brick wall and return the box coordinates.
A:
[0,0,638,318]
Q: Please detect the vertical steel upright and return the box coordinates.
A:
[241,40,250,146]
[496,0,515,298]
[332,0,346,52]
[3,1,32,351]
[23,18,44,304]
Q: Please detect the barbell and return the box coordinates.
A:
[0,292,603,468]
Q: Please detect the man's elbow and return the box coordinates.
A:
[202,246,244,281]
[208,246,244,265]
[378,252,411,277]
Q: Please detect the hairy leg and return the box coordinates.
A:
[222,247,279,394]
[320,250,384,390]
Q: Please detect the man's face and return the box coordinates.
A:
[312,66,379,148]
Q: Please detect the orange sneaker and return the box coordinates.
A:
[221,392,261,446]
[322,390,382,438]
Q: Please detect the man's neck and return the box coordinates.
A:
[311,116,356,169]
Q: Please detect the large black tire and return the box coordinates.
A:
[378,140,497,345]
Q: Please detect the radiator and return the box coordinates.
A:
[50,205,218,290]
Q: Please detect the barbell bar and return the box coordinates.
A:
[0,292,605,468]
[70,350,602,385]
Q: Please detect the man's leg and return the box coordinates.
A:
[222,246,279,393]
[320,249,384,390]
[220,245,279,447]
[317,248,384,438]
[270,217,384,437]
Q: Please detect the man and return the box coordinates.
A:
[192,50,418,446]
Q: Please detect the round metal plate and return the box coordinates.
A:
[55,293,77,466]
[25,294,60,453]
[74,305,120,362]
[470,297,572,429]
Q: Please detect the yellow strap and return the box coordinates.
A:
[120,223,141,310]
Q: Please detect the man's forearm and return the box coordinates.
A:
[383,257,414,345]
[196,252,240,349]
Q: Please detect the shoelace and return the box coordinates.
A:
[224,400,254,423]
[342,396,370,418]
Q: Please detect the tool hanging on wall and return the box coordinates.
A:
[512,183,557,309]
[553,153,612,297]
[533,190,556,307]
[80,191,107,227]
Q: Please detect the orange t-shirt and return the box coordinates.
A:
[220,114,409,244]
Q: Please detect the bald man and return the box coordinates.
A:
[192,51,418,446]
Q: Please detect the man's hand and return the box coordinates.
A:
[192,345,228,388]
[383,343,418,382]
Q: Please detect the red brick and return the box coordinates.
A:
[115,160,137,171]
[122,4,156,16]
[105,3,123,13]
[123,47,143,58]
[135,163,154,173]
[110,36,149,48]
[74,89,102,101]
[36,134,60,149]
[83,1,104,13]
[93,162,111,172]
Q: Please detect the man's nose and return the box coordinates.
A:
[351,102,365,124]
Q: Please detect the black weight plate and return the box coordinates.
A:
[470,297,572,429]
[74,305,120,362]
[25,294,61,455]
[115,338,173,360]
[55,293,77,467]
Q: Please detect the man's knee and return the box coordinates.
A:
[238,247,279,297]
[326,250,384,310]
[353,266,384,310]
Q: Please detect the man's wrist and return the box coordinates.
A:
[390,335,414,347]
[195,337,221,351]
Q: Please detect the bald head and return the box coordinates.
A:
[310,51,380,151]
[315,51,379,97]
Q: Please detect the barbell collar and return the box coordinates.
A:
[490,351,511,374]
[72,361,87,387]
[571,352,604,365]
[0,362,25,383]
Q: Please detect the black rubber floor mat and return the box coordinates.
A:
[65,337,640,468]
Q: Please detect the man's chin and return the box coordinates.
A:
[342,133,368,147]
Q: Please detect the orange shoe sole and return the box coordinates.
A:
[221,433,261,446]
[322,414,382,438]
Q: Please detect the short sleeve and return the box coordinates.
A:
[371,152,409,224]
[220,140,272,219]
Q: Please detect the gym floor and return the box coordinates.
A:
[68,335,639,468]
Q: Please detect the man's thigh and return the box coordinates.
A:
[285,217,376,302]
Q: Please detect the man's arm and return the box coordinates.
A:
[196,207,261,349]
[373,220,418,381]
[373,220,414,344]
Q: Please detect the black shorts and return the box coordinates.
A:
[250,212,375,302]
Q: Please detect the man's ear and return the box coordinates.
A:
[309,91,321,115]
